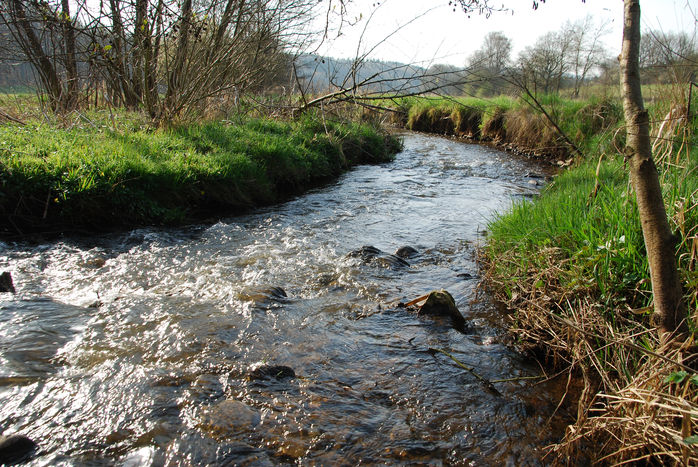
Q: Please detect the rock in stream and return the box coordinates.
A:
[0,434,37,464]
[347,246,410,269]
[418,289,467,331]
[0,272,15,294]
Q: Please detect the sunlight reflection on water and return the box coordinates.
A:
[0,133,567,465]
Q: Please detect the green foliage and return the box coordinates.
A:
[665,370,689,384]
[0,114,400,234]
[574,97,623,139]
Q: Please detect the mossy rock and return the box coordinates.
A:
[418,290,466,330]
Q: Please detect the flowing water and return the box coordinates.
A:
[0,133,569,465]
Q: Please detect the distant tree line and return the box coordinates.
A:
[427,15,698,98]
[2,1,697,113]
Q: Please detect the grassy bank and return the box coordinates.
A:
[483,154,698,463]
[388,93,698,462]
[430,93,698,462]
[0,112,401,237]
[396,95,624,161]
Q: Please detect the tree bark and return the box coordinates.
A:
[132,0,148,101]
[164,0,193,117]
[211,0,244,55]
[60,0,79,110]
[620,0,686,337]
[10,0,64,110]
[107,0,140,108]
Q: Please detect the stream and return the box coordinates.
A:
[0,132,570,465]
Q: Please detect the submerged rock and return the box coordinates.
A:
[199,400,261,439]
[82,256,107,269]
[259,286,286,299]
[0,272,15,294]
[347,245,382,260]
[0,434,37,464]
[418,290,467,331]
[238,286,288,306]
[394,246,419,259]
[247,365,296,381]
[347,246,410,269]
[374,254,410,269]
[315,272,339,287]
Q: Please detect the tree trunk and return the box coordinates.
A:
[10,0,64,110]
[60,0,79,110]
[108,0,140,108]
[620,0,687,337]
[132,0,148,101]
[211,0,242,55]
[164,0,193,117]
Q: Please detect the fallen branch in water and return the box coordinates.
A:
[427,347,502,397]
[403,294,429,307]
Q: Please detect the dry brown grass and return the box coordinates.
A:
[450,106,482,138]
[406,106,455,134]
[503,107,569,159]
[481,243,698,464]
[480,106,507,142]
[568,338,698,465]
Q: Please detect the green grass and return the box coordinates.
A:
[0,112,401,235]
[484,109,698,323]
[486,156,653,310]
[477,89,698,462]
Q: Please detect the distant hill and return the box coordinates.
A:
[0,34,427,97]
[293,54,426,95]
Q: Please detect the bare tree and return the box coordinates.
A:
[0,22,35,89]
[151,0,318,120]
[1,0,319,119]
[59,0,79,108]
[466,31,512,96]
[468,31,511,71]
[425,63,466,95]
[0,0,83,110]
[640,29,697,84]
[563,15,610,96]
[516,31,570,94]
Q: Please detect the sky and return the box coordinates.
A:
[312,0,698,67]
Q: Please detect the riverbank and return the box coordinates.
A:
[0,111,401,238]
[392,95,698,463]
[392,94,623,163]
